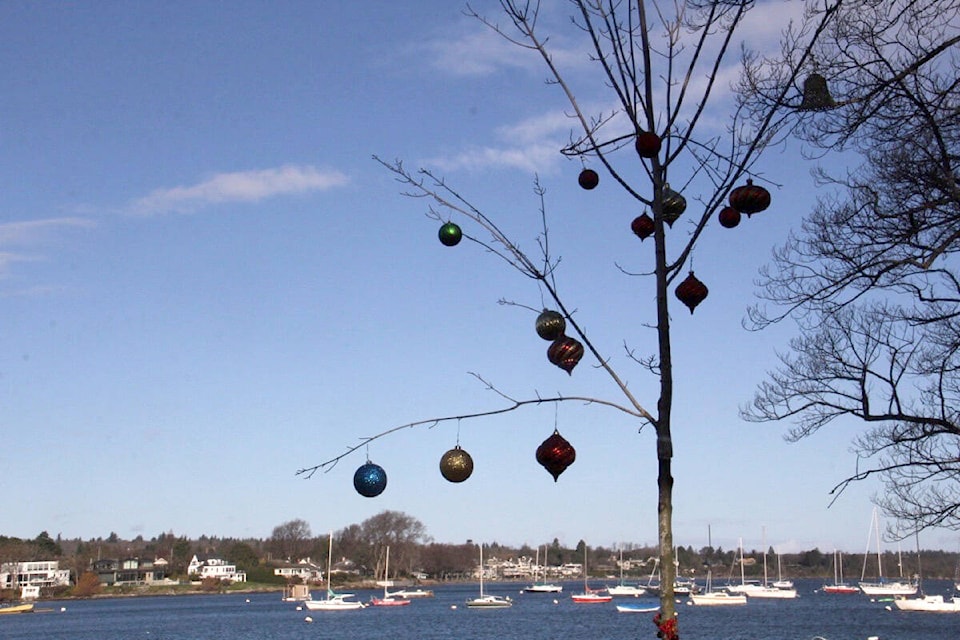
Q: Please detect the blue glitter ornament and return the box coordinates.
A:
[353,461,387,497]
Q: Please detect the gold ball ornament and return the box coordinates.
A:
[439,446,474,483]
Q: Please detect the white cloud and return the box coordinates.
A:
[0,217,93,280]
[127,165,349,216]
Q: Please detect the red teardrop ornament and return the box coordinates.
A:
[536,430,576,482]
[578,169,599,190]
[729,179,771,216]
[631,213,654,240]
[675,272,708,314]
[547,336,584,375]
[718,206,741,229]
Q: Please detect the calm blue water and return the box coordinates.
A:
[3,579,958,640]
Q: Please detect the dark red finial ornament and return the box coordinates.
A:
[536,430,576,482]
[675,272,708,314]
[547,336,584,374]
[729,179,771,216]
[631,213,654,240]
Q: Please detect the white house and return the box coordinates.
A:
[187,555,246,583]
[0,560,71,593]
[274,558,323,583]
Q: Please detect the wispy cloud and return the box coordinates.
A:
[0,217,94,280]
[127,165,349,216]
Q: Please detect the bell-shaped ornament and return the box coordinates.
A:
[536,430,576,482]
[799,73,835,111]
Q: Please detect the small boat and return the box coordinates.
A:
[369,547,411,607]
[892,594,960,612]
[571,544,612,604]
[524,545,563,593]
[858,508,917,597]
[0,603,35,615]
[303,532,365,611]
[390,588,435,599]
[689,528,746,607]
[616,603,660,613]
[607,545,646,597]
[466,545,512,608]
[822,550,859,594]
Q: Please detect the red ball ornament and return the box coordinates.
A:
[631,213,654,240]
[675,272,708,314]
[536,430,576,482]
[578,169,599,190]
[729,179,771,216]
[635,131,662,158]
[718,206,741,229]
[535,309,566,341]
[547,336,584,375]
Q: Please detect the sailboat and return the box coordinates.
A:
[725,538,764,596]
[892,533,960,612]
[571,544,612,603]
[748,533,797,599]
[690,528,746,606]
[858,508,918,597]
[607,545,646,597]
[369,547,410,607]
[466,544,512,608]
[303,532,366,611]
[523,545,562,593]
[821,550,858,594]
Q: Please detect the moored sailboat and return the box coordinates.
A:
[303,532,366,611]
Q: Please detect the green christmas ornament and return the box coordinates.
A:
[438,222,462,246]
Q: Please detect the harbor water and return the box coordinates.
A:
[2,579,957,640]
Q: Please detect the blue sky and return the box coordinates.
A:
[2,1,952,556]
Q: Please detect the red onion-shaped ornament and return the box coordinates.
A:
[535,309,566,341]
[536,430,576,482]
[675,272,708,314]
[718,206,741,229]
[631,213,654,241]
[438,221,463,246]
[729,179,770,216]
[439,445,474,483]
[578,169,599,190]
[661,184,686,227]
[547,336,584,375]
[353,461,388,497]
[635,131,662,158]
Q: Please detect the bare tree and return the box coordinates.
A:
[302,1,837,632]
[268,519,313,563]
[741,0,960,537]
